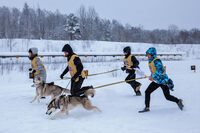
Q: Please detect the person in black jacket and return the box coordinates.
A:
[121,46,142,96]
[60,44,92,97]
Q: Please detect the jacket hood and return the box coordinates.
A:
[123,46,131,58]
[28,47,38,60]
[29,47,38,55]
[62,44,73,56]
[146,47,157,62]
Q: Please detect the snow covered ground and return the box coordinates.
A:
[0,59,200,133]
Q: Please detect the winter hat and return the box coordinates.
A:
[146,47,157,57]
[123,46,131,54]
[28,47,38,55]
[62,44,73,55]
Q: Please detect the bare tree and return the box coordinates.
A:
[0,4,200,44]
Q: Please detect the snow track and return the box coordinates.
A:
[0,60,200,133]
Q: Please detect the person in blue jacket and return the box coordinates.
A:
[139,47,184,113]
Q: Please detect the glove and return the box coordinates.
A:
[29,68,32,71]
[32,70,36,74]
[121,67,126,71]
[60,74,64,79]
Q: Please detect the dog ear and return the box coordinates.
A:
[48,99,56,107]
[36,77,40,81]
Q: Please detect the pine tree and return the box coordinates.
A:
[64,13,81,40]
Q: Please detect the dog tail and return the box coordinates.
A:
[84,89,95,97]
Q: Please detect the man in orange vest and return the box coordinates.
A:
[121,46,142,96]
[60,44,92,97]
[28,47,47,99]
[28,47,46,82]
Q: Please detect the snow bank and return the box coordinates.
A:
[1,39,200,58]
[0,60,200,133]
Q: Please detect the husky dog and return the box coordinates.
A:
[46,89,101,120]
[30,77,70,103]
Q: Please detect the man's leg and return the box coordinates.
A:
[70,76,84,96]
[161,84,179,103]
[126,73,141,95]
[145,82,159,108]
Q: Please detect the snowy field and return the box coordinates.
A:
[0,59,200,133]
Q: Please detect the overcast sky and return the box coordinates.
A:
[1,0,200,30]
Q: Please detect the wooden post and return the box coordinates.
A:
[191,65,196,72]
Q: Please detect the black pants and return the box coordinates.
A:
[70,76,91,96]
[125,73,141,93]
[145,82,179,108]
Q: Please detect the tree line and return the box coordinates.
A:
[0,3,200,44]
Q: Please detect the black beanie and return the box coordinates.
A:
[123,46,131,54]
[62,44,73,55]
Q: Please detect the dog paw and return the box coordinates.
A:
[31,84,35,87]
[51,117,55,120]
[96,108,102,112]
[65,112,69,115]
[98,110,102,113]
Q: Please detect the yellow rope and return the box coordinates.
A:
[88,69,120,76]
[93,77,147,89]
[57,69,147,89]
[59,69,120,80]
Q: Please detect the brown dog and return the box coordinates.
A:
[30,77,70,103]
[46,89,101,120]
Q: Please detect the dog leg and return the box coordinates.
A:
[65,110,69,115]
[30,95,38,103]
[83,99,101,112]
[37,96,41,103]
[91,106,102,112]
[64,108,69,115]
[51,111,64,120]
[95,107,102,112]
[84,105,101,112]
[30,88,40,103]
